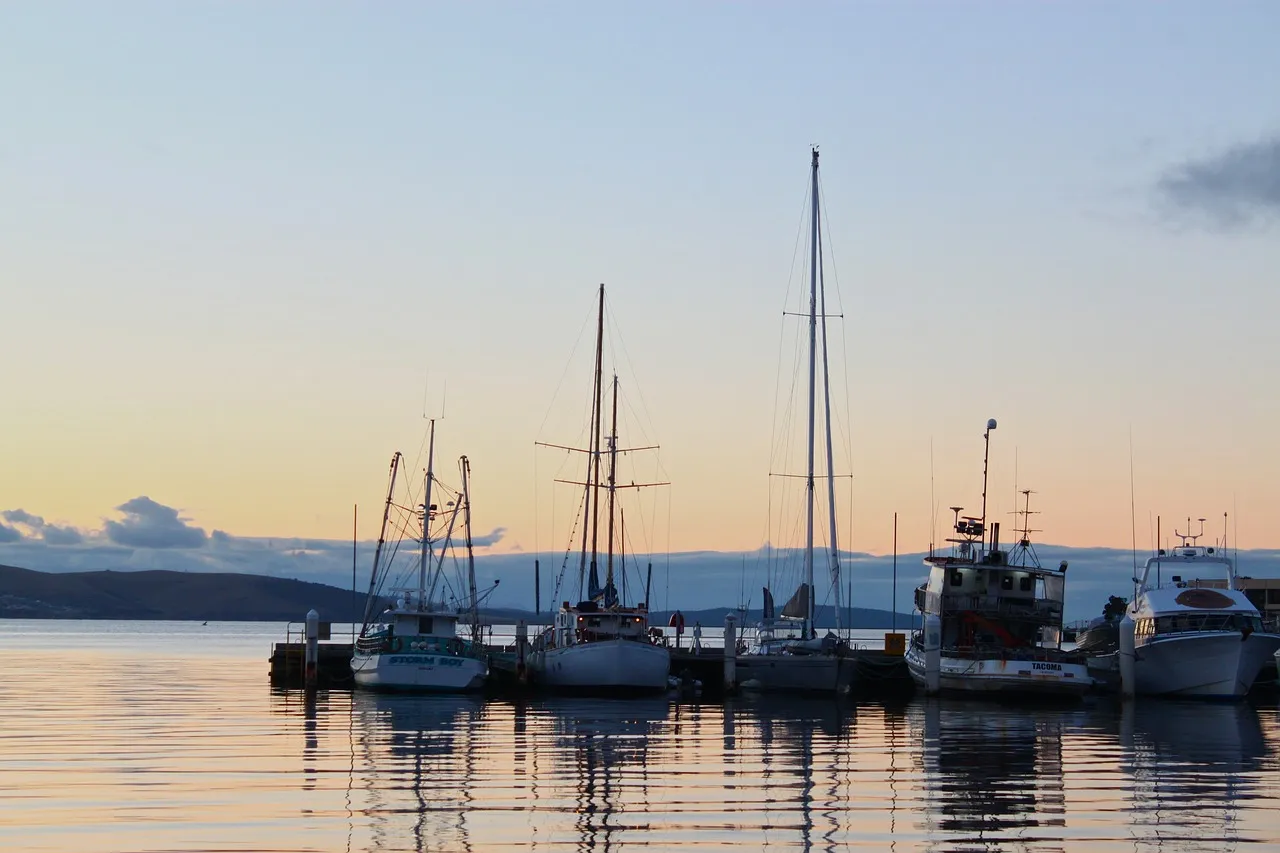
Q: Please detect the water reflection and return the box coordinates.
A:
[353,693,487,852]
[1119,701,1267,853]
[917,699,1072,851]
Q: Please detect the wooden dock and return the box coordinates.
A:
[269,639,911,696]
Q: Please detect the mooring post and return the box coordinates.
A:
[515,620,528,683]
[305,609,320,690]
[723,614,737,693]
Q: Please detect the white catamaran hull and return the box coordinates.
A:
[352,651,487,692]
[735,653,855,695]
[1132,632,1280,698]
[905,643,1091,697]
[532,639,670,693]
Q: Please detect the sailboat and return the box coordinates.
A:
[351,422,494,692]
[527,285,671,695]
[736,148,855,695]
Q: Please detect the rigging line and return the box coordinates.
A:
[534,296,597,441]
[814,179,856,500]
[603,298,662,447]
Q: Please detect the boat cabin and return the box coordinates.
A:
[552,599,650,647]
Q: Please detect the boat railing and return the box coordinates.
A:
[283,621,359,646]
[942,595,1063,621]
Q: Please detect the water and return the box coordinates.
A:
[0,621,1277,852]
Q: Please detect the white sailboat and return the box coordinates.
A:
[1106,520,1280,698]
[904,431,1091,698]
[528,285,671,695]
[736,148,854,695]
[352,423,494,692]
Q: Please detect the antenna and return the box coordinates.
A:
[980,418,997,534]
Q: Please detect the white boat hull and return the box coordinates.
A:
[1132,632,1280,698]
[735,653,854,695]
[352,650,488,692]
[531,639,670,694]
[905,642,1091,697]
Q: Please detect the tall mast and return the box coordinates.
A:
[587,284,606,598]
[605,373,619,604]
[577,285,606,599]
[362,452,401,629]
[805,147,819,633]
[419,418,437,600]
[816,168,842,631]
[980,418,997,544]
[461,455,479,639]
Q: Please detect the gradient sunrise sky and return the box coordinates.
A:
[4,2,1279,560]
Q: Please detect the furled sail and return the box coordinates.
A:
[762,587,775,620]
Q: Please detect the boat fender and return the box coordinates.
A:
[390,637,403,653]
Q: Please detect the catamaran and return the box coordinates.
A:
[352,423,495,692]
[528,285,671,694]
[736,148,854,695]
[905,422,1091,697]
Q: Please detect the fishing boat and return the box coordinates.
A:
[527,285,671,695]
[352,423,495,692]
[905,424,1091,697]
[735,148,854,695]
[1103,520,1280,698]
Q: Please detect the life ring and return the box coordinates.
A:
[389,637,403,653]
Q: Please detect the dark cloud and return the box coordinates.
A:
[103,496,208,549]
[0,523,22,543]
[3,508,86,545]
[41,525,84,546]
[470,527,508,548]
[3,509,45,527]
[1156,134,1280,229]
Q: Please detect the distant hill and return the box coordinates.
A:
[0,564,910,628]
[0,564,371,622]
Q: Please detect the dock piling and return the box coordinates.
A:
[723,614,737,693]
[304,609,320,691]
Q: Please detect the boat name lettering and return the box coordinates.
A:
[1031,662,1062,672]
[387,655,465,667]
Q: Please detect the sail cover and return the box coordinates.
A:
[780,583,811,619]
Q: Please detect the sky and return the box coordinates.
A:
[3,2,1280,609]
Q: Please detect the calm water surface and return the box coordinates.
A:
[0,621,1277,852]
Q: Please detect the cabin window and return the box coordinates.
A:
[1019,576,1032,592]
[418,617,434,634]
[949,571,963,587]
[1001,575,1013,591]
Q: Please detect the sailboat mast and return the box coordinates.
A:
[588,284,606,595]
[419,419,437,600]
[816,172,842,631]
[605,373,619,602]
[461,455,479,639]
[576,285,607,598]
[362,452,402,629]
[805,147,820,632]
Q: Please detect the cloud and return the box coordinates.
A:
[1156,134,1280,229]
[470,527,507,548]
[0,523,22,543]
[3,509,45,527]
[103,496,208,549]
[0,509,84,545]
